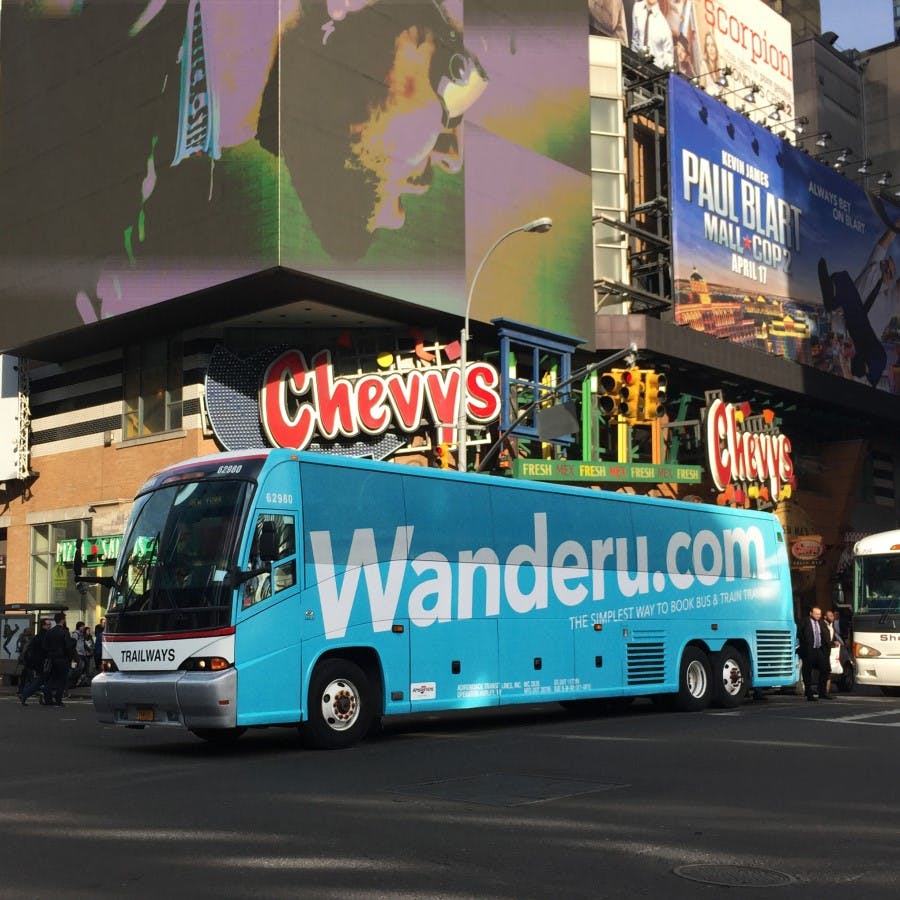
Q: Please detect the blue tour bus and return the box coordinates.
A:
[90,449,797,746]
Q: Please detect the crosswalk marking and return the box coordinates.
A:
[830,710,900,727]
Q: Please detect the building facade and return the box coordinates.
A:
[0,1,898,643]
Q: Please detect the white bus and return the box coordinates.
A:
[851,529,900,696]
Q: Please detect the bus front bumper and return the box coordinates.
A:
[91,669,238,730]
[856,658,900,687]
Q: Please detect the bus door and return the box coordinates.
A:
[235,508,303,726]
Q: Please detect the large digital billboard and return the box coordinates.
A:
[590,0,794,123]
[669,75,900,395]
[0,1,592,353]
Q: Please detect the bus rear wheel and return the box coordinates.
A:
[676,647,712,712]
[301,659,374,750]
[712,645,750,708]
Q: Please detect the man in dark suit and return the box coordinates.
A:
[43,613,75,707]
[797,606,835,701]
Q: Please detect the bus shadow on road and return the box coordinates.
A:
[99,698,654,758]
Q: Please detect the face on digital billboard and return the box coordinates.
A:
[590,1,794,127]
[0,0,591,353]
[276,0,591,332]
[669,75,900,395]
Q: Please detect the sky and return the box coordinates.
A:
[819,0,895,51]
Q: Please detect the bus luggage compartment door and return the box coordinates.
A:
[499,617,574,703]
[409,618,499,711]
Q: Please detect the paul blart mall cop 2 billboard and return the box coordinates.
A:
[0,0,592,353]
[668,75,900,395]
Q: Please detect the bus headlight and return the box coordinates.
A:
[853,642,881,659]
[101,659,118,672]
[179,657,231,672]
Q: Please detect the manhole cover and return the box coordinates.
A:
[388,773,627,807]
[673,865,797,887]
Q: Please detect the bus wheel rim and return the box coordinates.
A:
[321,678,361,732]
[686,660,707,698]
[721,658,744,696]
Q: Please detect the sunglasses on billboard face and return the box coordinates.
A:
[428,0,488,129]
[323,0,488,130]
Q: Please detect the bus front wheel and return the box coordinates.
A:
[302,659,374,750]
[676,647,712,712]
[712,645,750,708]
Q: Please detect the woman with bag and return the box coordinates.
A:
[825,608,854,693]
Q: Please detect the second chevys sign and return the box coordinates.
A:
[705,395,794,500]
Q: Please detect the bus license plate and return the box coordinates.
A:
[136,708,154,722]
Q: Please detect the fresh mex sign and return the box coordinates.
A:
[705,397,794,500]
[261,349,501,450]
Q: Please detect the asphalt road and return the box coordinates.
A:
[1,685,899,899]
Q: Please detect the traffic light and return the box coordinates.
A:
[643,372,668,420]
[433,443,452,469]
[620,367,642,422]
[598,370,624,417]
[599,368,643,421]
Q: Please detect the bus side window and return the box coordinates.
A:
[243,514,297,608]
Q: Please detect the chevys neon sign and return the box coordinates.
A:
[705,397,794,499]
[260,349,501,451]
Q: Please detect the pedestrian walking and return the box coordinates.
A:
[94,617,105,672]
[75,622,94,686]
[797,606,834,701]
[43,613,75,707]
[15,626,35,695]
[824,608,848,695]
[19,617,53,706]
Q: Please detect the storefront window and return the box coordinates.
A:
[30,520,91,618]
[123,337,183,440]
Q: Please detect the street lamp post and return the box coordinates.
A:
[457,216,553,472]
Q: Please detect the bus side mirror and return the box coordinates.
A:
[258,521,279,562]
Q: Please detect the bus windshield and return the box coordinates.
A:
[106,479,250,634]
[855,554,900,615]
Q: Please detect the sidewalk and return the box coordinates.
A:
[0,676,93,701]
